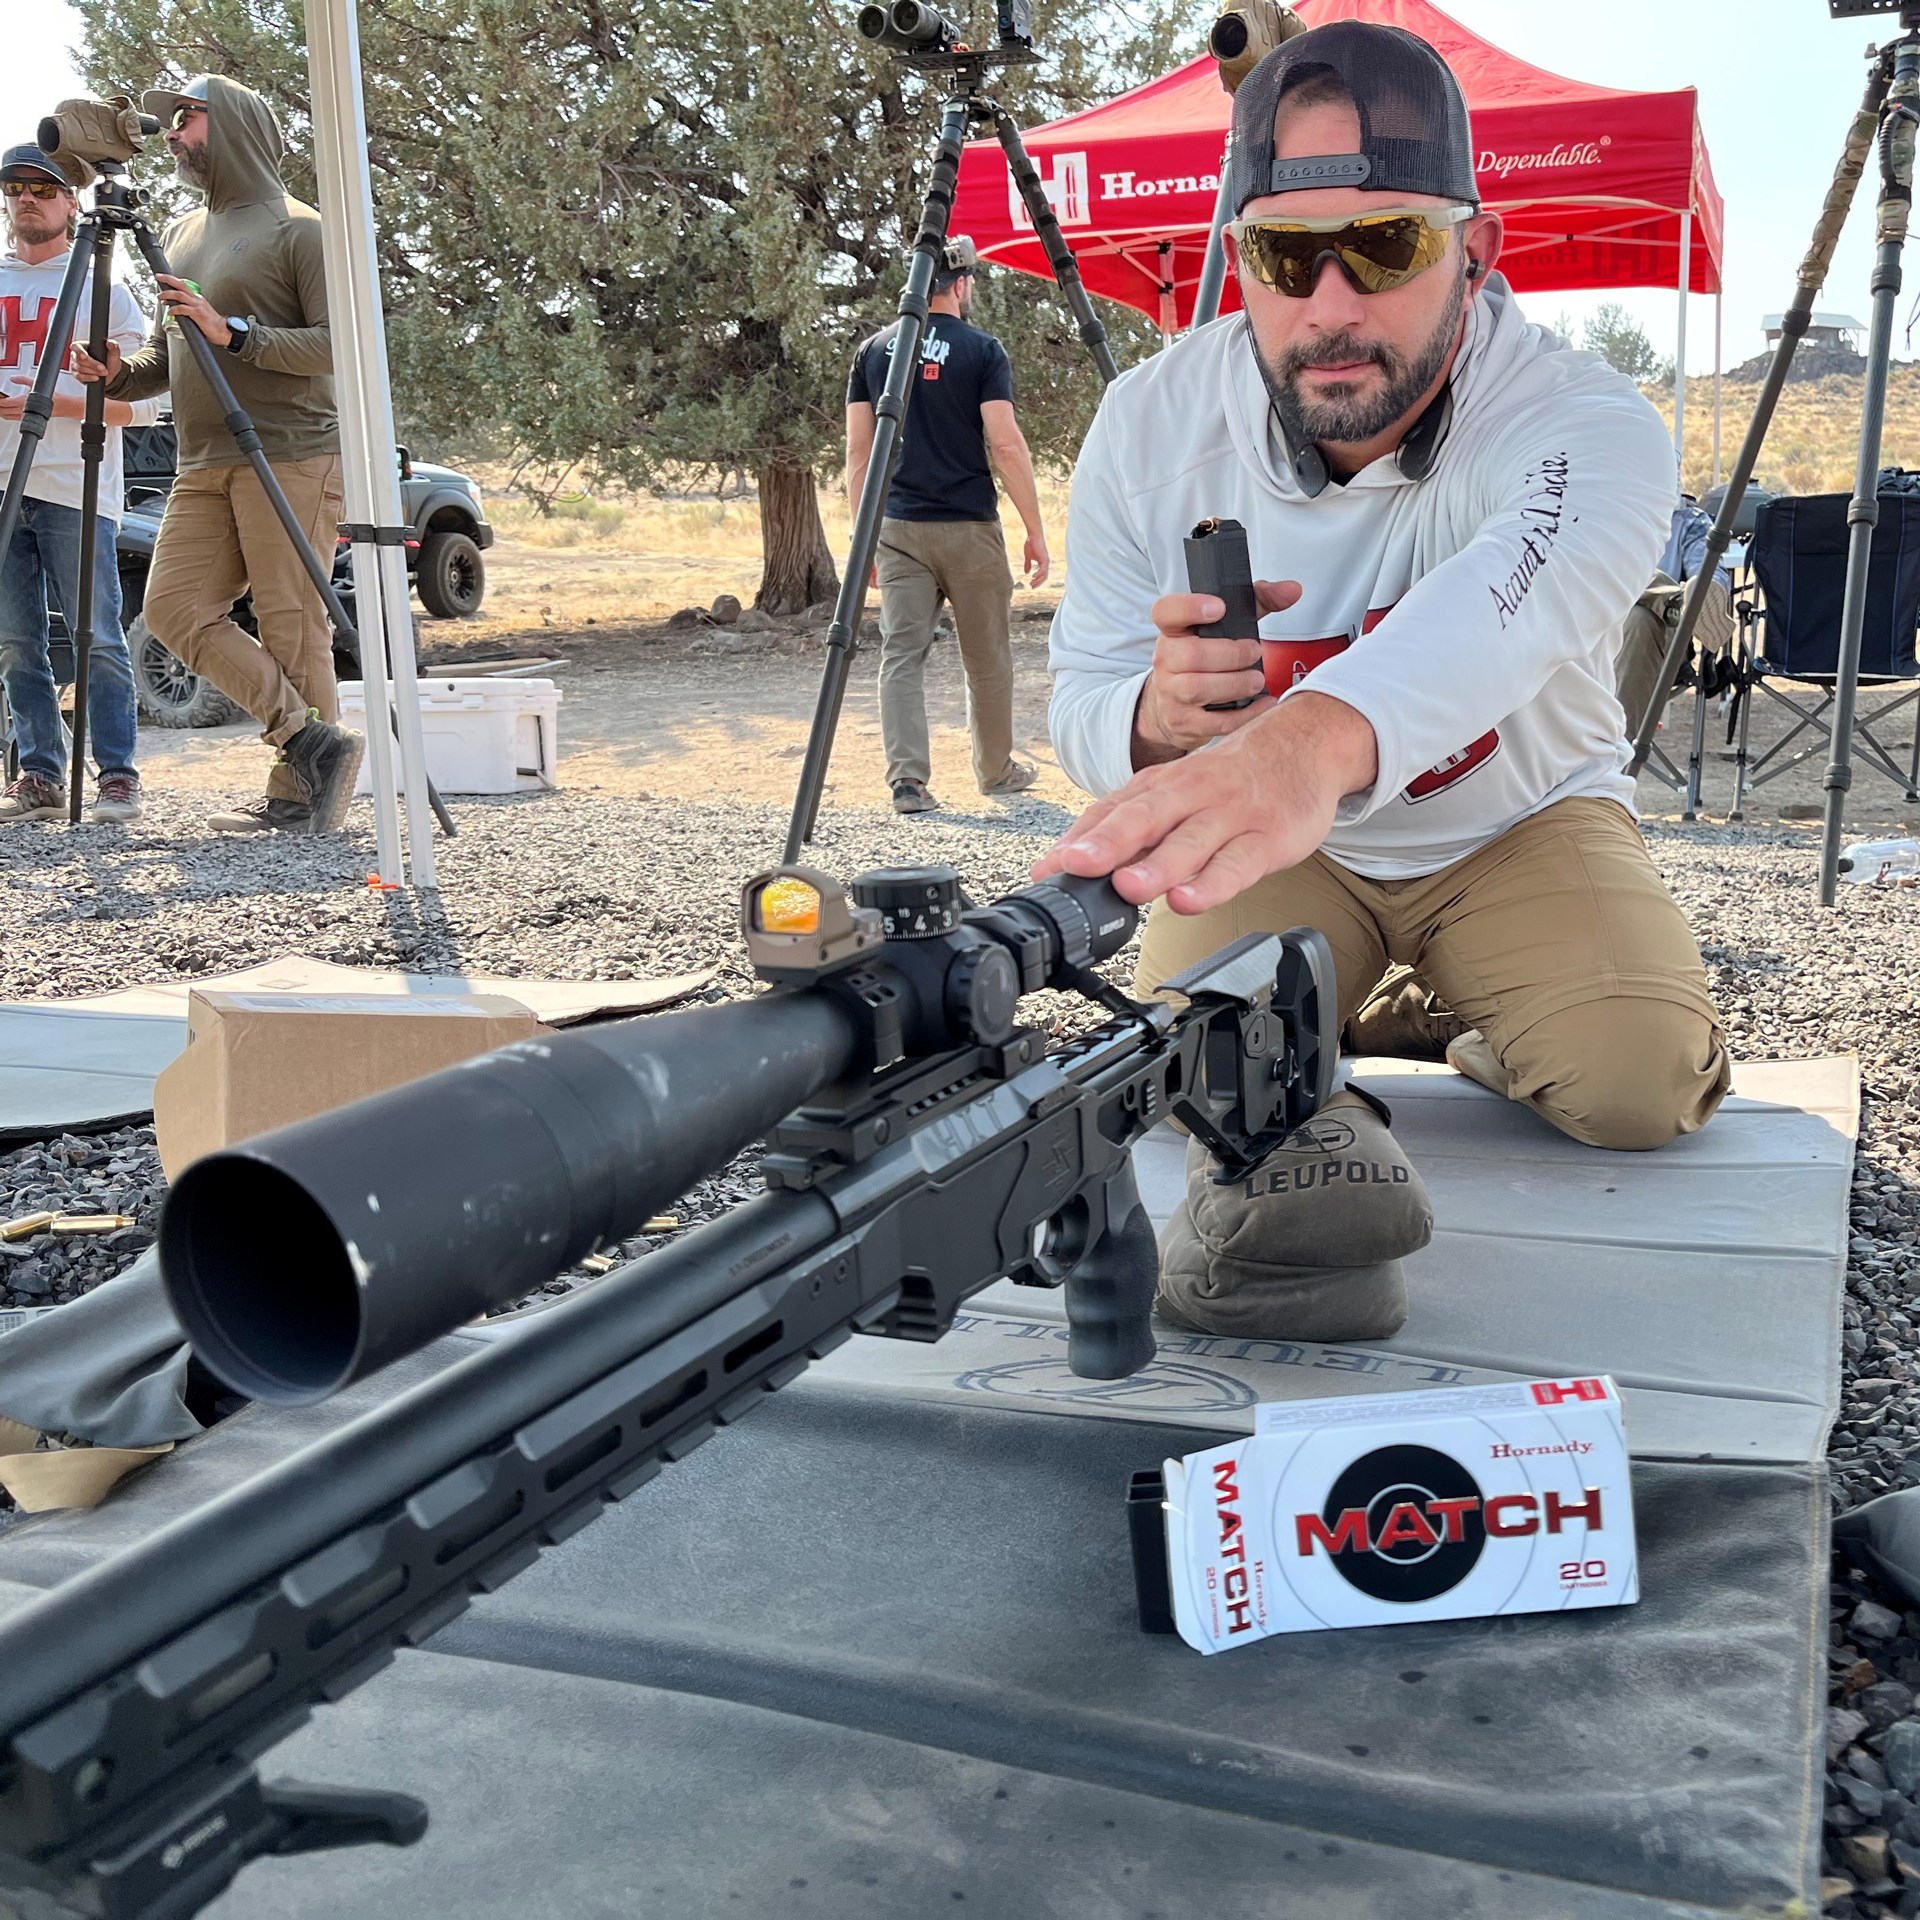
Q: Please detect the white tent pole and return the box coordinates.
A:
[306,0,438,886]
[1712,286,1723,487]
[1674,209,1691,482]
[1156,242,1177,346]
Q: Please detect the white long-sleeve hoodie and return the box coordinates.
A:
[0,250,165,524]
[1047,275,1675,879]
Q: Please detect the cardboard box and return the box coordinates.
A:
[153,991,547,1177]
[1163,1376,1637,1653]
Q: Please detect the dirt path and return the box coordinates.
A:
[133,601,1920,835]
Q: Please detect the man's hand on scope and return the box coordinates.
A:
[70,341,121,383]
[1132,578,1302,761]
[153,274,232,346]
[1033,687,1377,916]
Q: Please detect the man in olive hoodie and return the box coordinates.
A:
[74,74,362,833]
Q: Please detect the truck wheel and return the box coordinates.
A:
[128,613,242,728]
[416,530,486,619]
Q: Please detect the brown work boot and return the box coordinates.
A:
[1345,965,1473,1061]
[1154,1088,1432,1342]
[281,715,365,833]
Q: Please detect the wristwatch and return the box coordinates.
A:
[224,316,251,355]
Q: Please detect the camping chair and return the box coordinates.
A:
[1726,488,1920,820]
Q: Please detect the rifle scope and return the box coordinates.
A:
[160,866,1136,1407]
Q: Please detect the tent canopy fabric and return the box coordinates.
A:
[953,0,1724,330]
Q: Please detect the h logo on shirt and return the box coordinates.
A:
[1009,150,1090,230]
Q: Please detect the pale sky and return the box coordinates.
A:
[3,0,1904,373]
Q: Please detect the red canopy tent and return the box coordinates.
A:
[951,0,1725,457]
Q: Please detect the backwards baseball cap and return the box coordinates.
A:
[1227,20,1477,216]
[934,234,978,290]
[140,74,212,126]
[0,143,73,188]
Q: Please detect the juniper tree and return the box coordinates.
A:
[76,0,1198,608]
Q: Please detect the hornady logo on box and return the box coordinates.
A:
[1009,151,1091,229]
[1164,1375,1638,1651]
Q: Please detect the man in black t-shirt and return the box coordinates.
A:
[846,237,1050,814]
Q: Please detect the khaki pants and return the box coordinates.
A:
[875,517,1016,790]
[144,456,345,800]
[1136,796,1730,1152]
[1616,571,1737,743]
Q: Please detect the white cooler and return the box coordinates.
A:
[339,678,562,795]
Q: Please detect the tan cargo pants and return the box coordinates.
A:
[1136,796,1730,1152]
[875,517,1018,791]
[144,455,345,800]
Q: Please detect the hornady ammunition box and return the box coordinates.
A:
[1163,1377,1636,1653]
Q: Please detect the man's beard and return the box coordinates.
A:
[1252,259,1466,450]
[174,145,212,190]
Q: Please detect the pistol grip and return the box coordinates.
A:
[1063,1166,1159,1381]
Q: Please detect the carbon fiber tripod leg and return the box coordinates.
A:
[1627,50,1893,779]
[784,87,974,861]
[987,104,1119,384]
[1821,34,1920,902]
[64,219,117,823]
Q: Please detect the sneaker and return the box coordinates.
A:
[88,774,142,824]
[981,757,1039,796]
[208,797,315,834]
[892,780,938,814]
[0,774,66,822]
[281,716,365,832]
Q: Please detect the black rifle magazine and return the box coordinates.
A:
[1129,1467,1177,1634]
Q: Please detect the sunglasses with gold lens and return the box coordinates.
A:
[1229,205,1475,299]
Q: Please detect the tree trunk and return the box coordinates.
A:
[755,458,840,614]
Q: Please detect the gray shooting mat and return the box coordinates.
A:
[0,1056,1850,1913]
[0,956,714,1144]
[0,1382,1827,1918]
[811,1056,1858,1467]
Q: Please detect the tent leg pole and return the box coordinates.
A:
[1191,142,1233,330]
[1712,289,1723,488]
[1674,210,1691,480]
[1821,32,1920,903]
[1629,45,1893,774]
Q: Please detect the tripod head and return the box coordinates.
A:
[1831,0,1920,28]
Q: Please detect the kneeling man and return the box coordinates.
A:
[1036,23,1729,1341]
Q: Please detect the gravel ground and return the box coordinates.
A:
[3,790,1920,1908]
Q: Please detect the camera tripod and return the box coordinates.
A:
[782,19,1121,861]
[1627,1,1920,902]
[0,158,453,834]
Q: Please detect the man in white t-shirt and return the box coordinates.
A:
[0,141,163,823]
[1033,25,1729,1339]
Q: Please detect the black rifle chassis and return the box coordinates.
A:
[0,866,1333,1920]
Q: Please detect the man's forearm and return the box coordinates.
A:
[105,345,170,402]
[988,435,1045,538]
[1130,678,1186,771]
[1259,690,1379,799]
